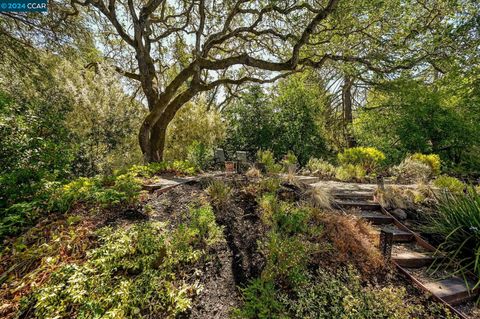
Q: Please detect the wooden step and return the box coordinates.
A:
[334,200,381,210]
[297,176,320,184]
[389,229,414,242]
[392,251,439,268]
[359,211,394,225]
[333,192,374,200]
[423,277,479,305]
[372,226,414,243]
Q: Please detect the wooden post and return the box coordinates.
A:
[376,174,385,191]
[380,229,393,261]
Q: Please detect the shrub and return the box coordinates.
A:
[306,158,336,179]
[232,278,286,319]
[258,193,282,226]
[127,162,168,177]
[49,173,143,212]
[127,161,197,177]
[337,147,385,173]
[258,177,282,194]
[411,153,441,175]
[27,207,223,318]
[282,151,298,165]
[335,164,366,182]
[272,206,311,235]
[280,267,423,319]
[433,175,465,195]
[206,179,232,207]
[257,150,282,174]
[0,202,41,240]
[187,140,212,171]
[171,160,197,175]
[426,191,480,287]
[186,206,224,247]
[392,157,433,183]
[260,231,310,287]
[259,195,310,235]
[375,186,410,209]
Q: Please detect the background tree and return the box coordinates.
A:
[354,69,480,175]
[54,0,474,162]
[224,74,330,164]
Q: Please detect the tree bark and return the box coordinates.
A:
[342,76,357,148]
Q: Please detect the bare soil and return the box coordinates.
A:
[146,182,244,318]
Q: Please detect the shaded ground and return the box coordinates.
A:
[146,182,243,318]
[2,174,472,318]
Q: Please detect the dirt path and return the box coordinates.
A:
[146,183,243,318]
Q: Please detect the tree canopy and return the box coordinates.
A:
[3,0,476,161]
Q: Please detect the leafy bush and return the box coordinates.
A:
[337,147,385,173]
[206,179,232,207]
[282,151,298,165]
[260,231,310,287]
[258,193,282,225]
[0,202,41,240]
[27,206,223,318]
[257,150,282,174]
[49,173,142,212]
[171,160,197,175]
[280,267,425,319]
[187,140,212,171]
[411,153,441,176]
[392,157,433,183]
[426,191,480,286]
[433,175,465,194]
[233,278,286,319]
[258,177,282,194]
[126,161,197,177]
[306,158,336,179]
[272,206,311,235]
[335,164,366,182]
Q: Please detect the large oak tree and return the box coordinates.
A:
[4,0,476,162]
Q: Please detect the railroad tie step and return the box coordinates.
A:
[389,229,414,242]
[332,192,374,201]
[334,200,381,210]
[359,211,394,225]
[423,277,480,306]
[392,251,440,268]
[372,227,414,243]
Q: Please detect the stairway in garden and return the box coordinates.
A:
[328,187,479,319]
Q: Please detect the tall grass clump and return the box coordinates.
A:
[206,179,232,207]
[427,191,480,287]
